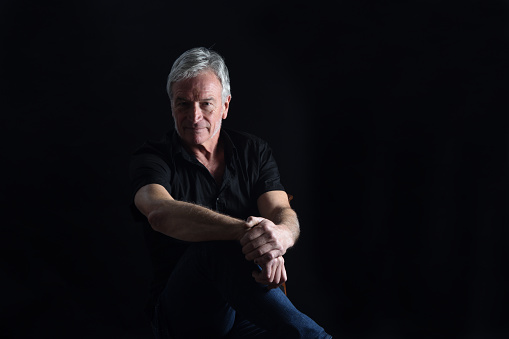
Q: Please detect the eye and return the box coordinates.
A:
[200,102,215,111]
[176,101,190,108]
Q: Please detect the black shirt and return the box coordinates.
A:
[129,128,285,312]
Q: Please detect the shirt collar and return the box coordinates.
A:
[169,128,239,168]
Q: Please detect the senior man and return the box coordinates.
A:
[130,47,331,339]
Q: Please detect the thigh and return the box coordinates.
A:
[156,244,237,339]
[153,241,330,338]
[226,313,274,339]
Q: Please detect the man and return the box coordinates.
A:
[130,47,331,338]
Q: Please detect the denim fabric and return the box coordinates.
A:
[151,241,331,339]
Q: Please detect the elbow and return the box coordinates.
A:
[147,207,179,238]
[147,209,165,233]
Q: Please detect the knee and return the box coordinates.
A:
[185,241,253,276]
[188,241,241,260]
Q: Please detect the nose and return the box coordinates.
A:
[189,102,203,123]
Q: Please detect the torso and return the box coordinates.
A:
[204,159,225,184]
[132,128,285,313]
[194,145,225,185]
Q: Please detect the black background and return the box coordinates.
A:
[2,1,508,338]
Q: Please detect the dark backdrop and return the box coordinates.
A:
[2,1,508,338]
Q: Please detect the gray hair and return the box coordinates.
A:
[166,47,231,103]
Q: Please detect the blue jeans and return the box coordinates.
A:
[151,241,331,339]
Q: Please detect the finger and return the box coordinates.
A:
[253,261,273,285]
[269,260,277,283]
[251,249,285,266]
[245,216,264,228]
[241,235,267,255]
[240,219,277,246]
[252,270,264,284]
[272,262,281,286]
[244,240,278,259]
[281,262,287,283]
[267,260,285,290]
[242,227,284,258]
[252,269,270,285]
[239,225,265,246]
[264,262,273,282]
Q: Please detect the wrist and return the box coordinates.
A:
[235,220,252,241]
[280,223,297,250]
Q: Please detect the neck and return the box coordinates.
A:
[185,134,225,184]
[186,132,222,163]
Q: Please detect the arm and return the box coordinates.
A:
[240,190,299,289]
[134,183,256,242]
[240,190,300,263]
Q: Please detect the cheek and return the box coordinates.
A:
[173,114,184,125]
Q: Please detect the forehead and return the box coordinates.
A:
[172,70,222,99]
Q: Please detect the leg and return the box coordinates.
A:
[225,312,273,339]
[155,241,331,339]
[154,244,238,339]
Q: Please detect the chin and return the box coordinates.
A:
[186,134,209,146]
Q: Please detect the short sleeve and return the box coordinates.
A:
[129,145,173,201]
[252,141,285,199]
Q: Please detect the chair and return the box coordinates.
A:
[279,193,293,296]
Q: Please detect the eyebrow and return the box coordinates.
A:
[175,97,215,102]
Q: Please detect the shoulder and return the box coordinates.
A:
[132,130,177,159]
[223,129,278,170]
[224,129,271,150]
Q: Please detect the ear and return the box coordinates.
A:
[170,101,175,118]
[222,95,231,119]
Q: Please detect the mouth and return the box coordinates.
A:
[184,126,207,133]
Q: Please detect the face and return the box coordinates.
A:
[171,70,230,150]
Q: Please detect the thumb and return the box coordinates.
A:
[246,216,264,227]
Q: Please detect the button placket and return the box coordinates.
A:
[215,196,223,212]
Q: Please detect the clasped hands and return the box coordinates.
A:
[239,216,290,290]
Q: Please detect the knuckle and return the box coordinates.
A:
[260,257,270,265]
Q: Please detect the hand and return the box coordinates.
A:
[245,216,265,228]
[252,256,287,290]
[240,218,291,265]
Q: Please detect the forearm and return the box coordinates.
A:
[147,199,250,242]
[269,207,300,249]
[134,184,252,242]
